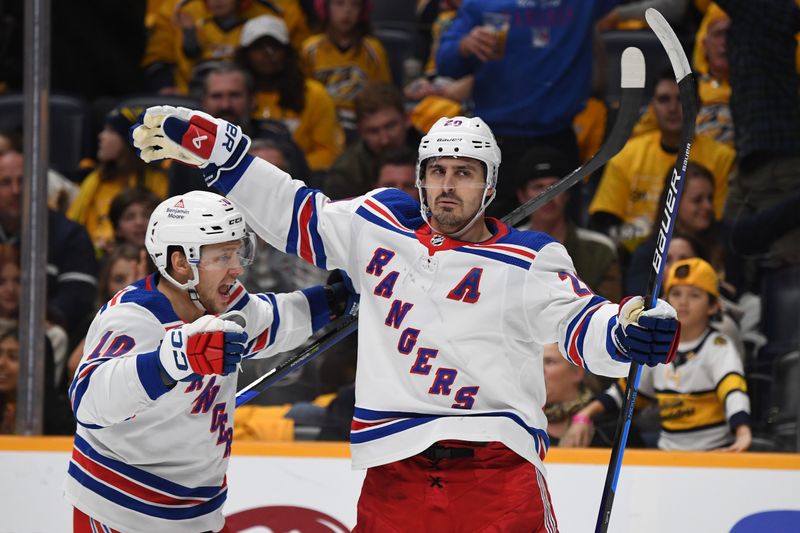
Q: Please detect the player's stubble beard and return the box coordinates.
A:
[430,191,475,234]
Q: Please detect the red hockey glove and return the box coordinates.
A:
[158,311,248,382]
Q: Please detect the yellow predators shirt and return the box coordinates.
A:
[253,79,344,171]
[301,35,391,130]
[642,330,749,451]
[697,74,734,147]
[589,131,735,244]
[67,167,169,251]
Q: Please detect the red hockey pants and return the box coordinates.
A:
[352,441,558,533]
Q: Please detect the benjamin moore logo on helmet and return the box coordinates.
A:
[166,206,189,220]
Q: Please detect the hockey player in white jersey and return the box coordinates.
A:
[133,108,681,532]
[65,190,356,533]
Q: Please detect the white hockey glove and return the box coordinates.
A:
[157,311,248,383]
[612,296,680,367]
[130,105,251,186]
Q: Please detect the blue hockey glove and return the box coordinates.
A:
[325,270,360,319]
[612,296,680,367]
[158,311,249,383]
[130,105,251,186]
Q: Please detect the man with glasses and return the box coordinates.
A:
[65,190,356,533]
[588,68,735,251]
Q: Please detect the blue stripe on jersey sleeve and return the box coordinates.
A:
[500,225,557,252]
[119,280,182,326]
[564,295,607,354]
[370,188,424,228]
[355,206,417,238]
[212,153,255,195]
[136,349,171,400]
[264,293,280,347]
[307,199,327,269]
[69,360,108,427]
[301,285,331,332]
[286,187,329,266]
[229,290,249,312]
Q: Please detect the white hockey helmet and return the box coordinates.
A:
[145,191,255,300]
[416,116,502,233]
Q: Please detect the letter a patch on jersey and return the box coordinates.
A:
[447,268,483,303]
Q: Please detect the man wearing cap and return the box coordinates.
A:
[236,14,343,172]
[515,145,621,301]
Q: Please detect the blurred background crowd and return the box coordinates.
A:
[0,0,798,453]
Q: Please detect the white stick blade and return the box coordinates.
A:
[645,8,691,81]
[620,47,646,89]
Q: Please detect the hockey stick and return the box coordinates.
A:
[594,9,698,533]
[235,47,646,408]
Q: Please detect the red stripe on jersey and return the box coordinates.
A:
[228,284,244,302]
[71,448,208,506]
[475,243,537,260]
[567,304,604,368]
[350,418,399,431]
[73,508,121,533]
[251,329,269,353]
[145,274,154,291]
[298,196,315,263]
[364,199,411,231]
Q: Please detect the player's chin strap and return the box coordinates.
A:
[417,185,496,240]
[160,266,207,311]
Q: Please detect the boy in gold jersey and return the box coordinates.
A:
[563,258,752,451]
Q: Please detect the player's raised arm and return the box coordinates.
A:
[525,241,679,378]
[131,106,357,272]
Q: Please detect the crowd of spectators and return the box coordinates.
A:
[0,0,798,453]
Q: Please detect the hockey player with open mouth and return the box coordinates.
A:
[132,107,680,532]
[64,190,357,532]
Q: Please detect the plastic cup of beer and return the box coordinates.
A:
[482,12,510,59]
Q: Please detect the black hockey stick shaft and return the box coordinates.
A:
[236,48,646,408]
[236,314,357,407]
[594,9,698,533]
[503,47,644,228]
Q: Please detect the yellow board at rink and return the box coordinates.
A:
[2,435,799,469]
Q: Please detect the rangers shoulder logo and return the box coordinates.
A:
[431,234,445,246]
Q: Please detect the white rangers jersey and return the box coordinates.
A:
[600,328,750,451]
[216,156,631,474]
[64,274,330,533]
